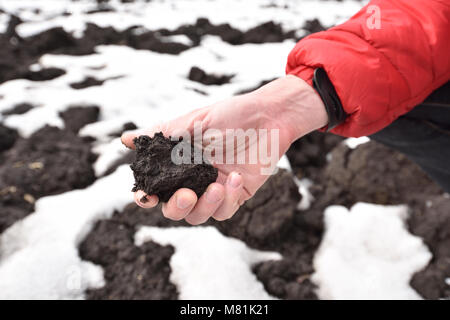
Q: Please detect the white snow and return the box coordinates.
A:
[312,203,432,300]
[295,178,314,210]
[276,155,292,172]
[135,226,281,300]
[345,136,370,149]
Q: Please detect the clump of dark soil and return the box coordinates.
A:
[86,5,115,15]
[59,105,100,133]
[109,122,137,138]
[0,123,18,153]
[70,76,105,89]
[409,195,450,299]
[286,131,344,181]
[211,169,301,248]
[302,19,326,34]
[0,125,97,199]
[0,186,35,233]
[131,133,218,202]
[312,140,443,209]
[23,67,66,81]
[188,67,234,85]
[79,204,186,300]
[1,103,35,116]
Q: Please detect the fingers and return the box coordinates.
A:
[184,183,225,225]
[133,173,243,224]
[161,188,197,221]
[212,172,243,221]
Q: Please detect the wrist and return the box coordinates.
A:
[250,75,329,144]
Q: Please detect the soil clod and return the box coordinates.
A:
[131,133,218,202]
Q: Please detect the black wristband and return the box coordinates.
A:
[312,68,347,131]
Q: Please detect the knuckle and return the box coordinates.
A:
[162,207,184,221]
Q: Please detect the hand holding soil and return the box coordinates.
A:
[122,75,328,225]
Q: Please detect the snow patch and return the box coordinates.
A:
[135,226,282,300]
[313,203,432,300]
[344,136,370,149]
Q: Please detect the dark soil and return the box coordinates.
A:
[211,169,301,249]
[0,185,35,233]
[0,125,97,199]
[0,123,18,153]
[188,67,234,86]
[86,5,115,15]
[79,206,181,300]
[1,103,35,116]
[409,195,450,299]
[302,19,326,34]
[23,67,66,81]
[109,122,137,138]
[59,105,100,133]
[285,131,344,181]
[131,133,218,202]
[161,18,297,46]
[311,140,443,209]
[70,76,105,89]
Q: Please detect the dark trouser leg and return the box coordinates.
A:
[369,82,450,193]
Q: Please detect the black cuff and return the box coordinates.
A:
[312,68,347,131]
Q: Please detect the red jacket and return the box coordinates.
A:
[286,0,450,137]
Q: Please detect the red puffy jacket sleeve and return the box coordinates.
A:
[286,0,450,137]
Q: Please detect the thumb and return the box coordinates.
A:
[121,123,171,150]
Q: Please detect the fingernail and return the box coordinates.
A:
[206,187,223,203]
[177,195,193,209]
[228,172,242,189]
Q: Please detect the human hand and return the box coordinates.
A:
[121,75,328,225]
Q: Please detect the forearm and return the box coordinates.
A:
[249,75,329,145]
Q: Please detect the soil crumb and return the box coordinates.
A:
[59,105,100,134]
[188,66,234,85]
[1,103,35,116]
